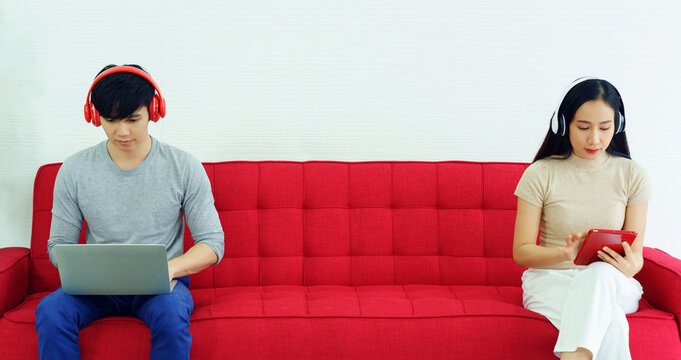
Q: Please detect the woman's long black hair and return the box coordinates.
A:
[533,79,631,163]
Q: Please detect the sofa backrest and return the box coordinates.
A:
[29,161,529,293]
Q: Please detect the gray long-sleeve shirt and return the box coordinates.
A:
[47,137,224,267]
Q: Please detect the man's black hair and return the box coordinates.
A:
[90,64,155,120]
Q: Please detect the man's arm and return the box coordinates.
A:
[47,217,82,267]
[167,243,218,281]
[176,156,225,277]
[47,163,84,267]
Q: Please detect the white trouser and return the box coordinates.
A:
[522,262,643,359]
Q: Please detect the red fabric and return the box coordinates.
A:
[636,247,681,335]
[28,163,88,294]
[1,288,677,359]
[187,161,535,289]
[2,161,679,359]
[0,247,29,316]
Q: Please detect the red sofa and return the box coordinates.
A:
[1,161,680,359]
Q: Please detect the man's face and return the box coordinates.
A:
[100,106,150,154]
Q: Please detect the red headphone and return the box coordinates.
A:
[83,65,166,127]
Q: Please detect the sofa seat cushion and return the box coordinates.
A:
[190,285,537,319]
[2,286,677,360]
[5,285,672,324]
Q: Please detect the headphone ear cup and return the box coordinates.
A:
[149,95,159,122]
[158,96,166,118]
[91,105,101,127]
[84,103,92,124]
[83,102,100,126]
[550,112,568,137]
[616,112,625,134]
[559,114,567,136]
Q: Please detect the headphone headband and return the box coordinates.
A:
[550,76,595,136]
[84,65,166,126]
[549,76,625,136]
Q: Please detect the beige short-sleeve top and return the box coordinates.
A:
[514,152,651,269]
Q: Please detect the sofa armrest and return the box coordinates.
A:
[636,247,681,333]
[0,247,30,316]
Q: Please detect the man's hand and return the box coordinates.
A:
[557,231,587,262]
[597,241,639,278]
[168,264,177,283]
[166,243,218,283]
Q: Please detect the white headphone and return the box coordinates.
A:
[550,76,626,136]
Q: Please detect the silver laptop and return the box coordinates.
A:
[53,244,177,295]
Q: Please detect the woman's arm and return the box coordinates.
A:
[513,198,586,268]
[597,202,647,277]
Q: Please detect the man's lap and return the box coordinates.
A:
[36,277,193,329]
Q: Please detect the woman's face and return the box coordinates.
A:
[568,99,616,160]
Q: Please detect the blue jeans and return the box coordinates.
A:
[35,277,193,360]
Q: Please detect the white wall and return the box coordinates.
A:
[1,1,680,257]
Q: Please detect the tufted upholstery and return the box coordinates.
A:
[1,161,680,359]
[182,162,527,291]
[28,162,529,292]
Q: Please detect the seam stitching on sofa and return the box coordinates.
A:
[402,285,414,316]
[187,310,673,321]
[437,164,442,286]
[8,312,672,326]
[391,163,396,285]
[448,285,457,301]
[260,287,265,316]
[258,163,262,286]
[302,163,306,286]
[355,287,362,316]
[347,163,351,286]
[495,286,504,305]
[209,288,216,317]
[0,251,30,274]
[481,164,489,285]
[461,299,468,315]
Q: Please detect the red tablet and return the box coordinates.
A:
[573,229,638,266]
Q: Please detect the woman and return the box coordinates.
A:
[513,77,651,360]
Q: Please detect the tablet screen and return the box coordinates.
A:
[573,229,637,266]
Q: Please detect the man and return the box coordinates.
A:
[34,64,224,360]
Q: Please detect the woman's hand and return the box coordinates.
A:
[597,242,639,278]
[557,231,587,262]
